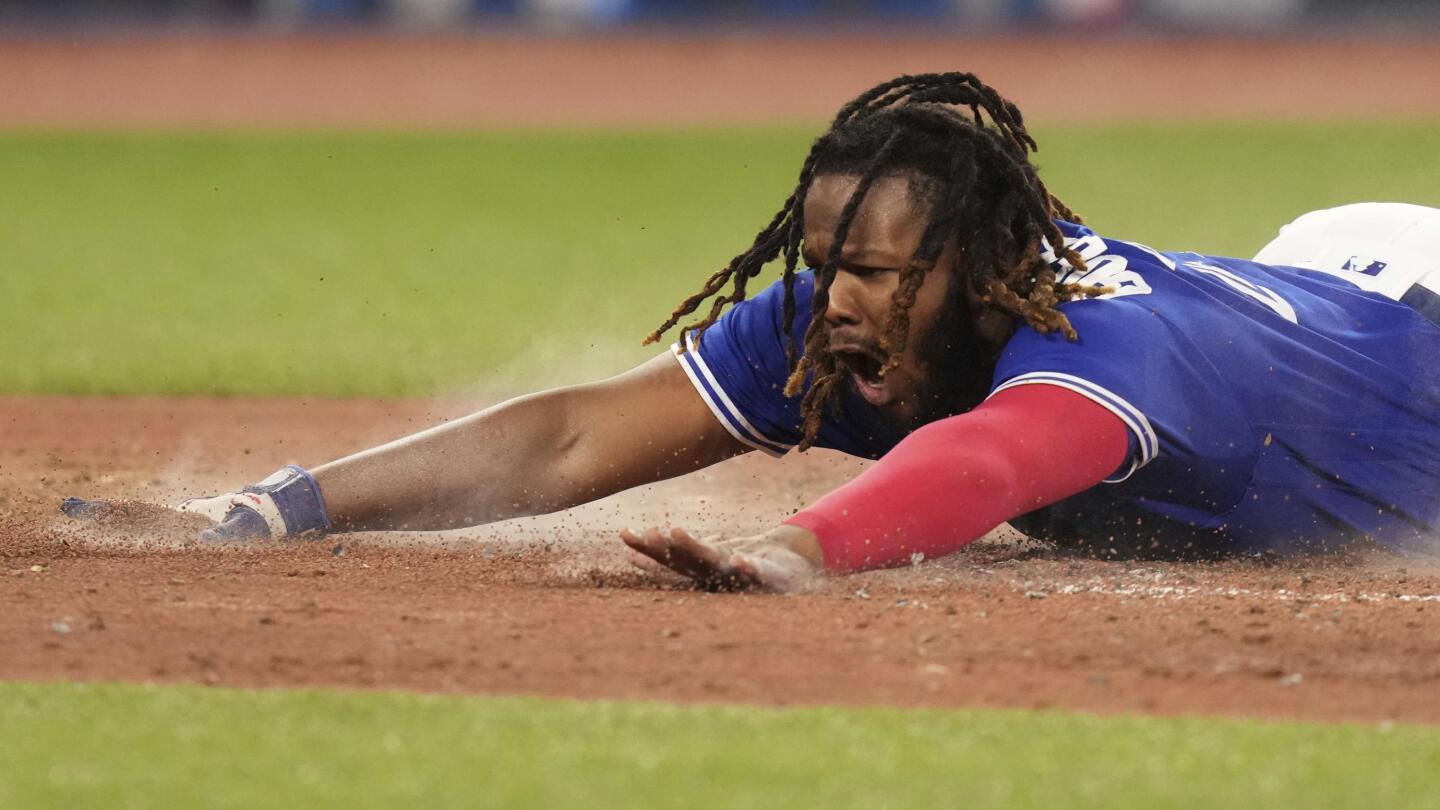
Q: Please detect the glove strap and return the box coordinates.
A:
[244,465,333,537]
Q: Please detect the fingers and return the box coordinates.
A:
[59,497,104,519]
[723,552,767,591]
[726,552,761,582]
[57,496,219,536]
[619,526,816,592]
[622,527,721,582]
[624,548,667,573]
[620,527,760,591]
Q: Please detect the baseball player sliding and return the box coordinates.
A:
[67,73,1440,591]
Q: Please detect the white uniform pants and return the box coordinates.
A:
[1252,202,1440,302]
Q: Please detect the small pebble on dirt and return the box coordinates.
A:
[1025,590,1048,599]
[1279,672,1304,687]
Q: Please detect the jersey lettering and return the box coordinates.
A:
[1066,234,1110,264]
[1069,254,1153,298]
[1184,261,1298,324]
[1050,234,1154,299]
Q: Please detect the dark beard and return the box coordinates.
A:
[849,282,1000,443]
[909,284,999,425]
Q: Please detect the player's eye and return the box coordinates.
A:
[843,264,889,278]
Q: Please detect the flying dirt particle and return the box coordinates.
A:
[1279,672,1304,687]
[51,621,71,634]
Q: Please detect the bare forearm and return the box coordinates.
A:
[312,390,582,531]
[310,356,743,532]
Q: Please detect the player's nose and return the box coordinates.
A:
[823,271,864,328]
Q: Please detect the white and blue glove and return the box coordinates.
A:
[176,465,333,541]
[62,465,332,542]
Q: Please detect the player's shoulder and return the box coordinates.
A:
[715,270,814,335]
[1030,221,1185,331]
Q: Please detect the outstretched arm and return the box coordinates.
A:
[147,351,751,538]
[626,383,1129,589]
[788,383,1128,570]
[316,352,749,532]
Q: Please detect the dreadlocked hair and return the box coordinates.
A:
[644,72,1100,449]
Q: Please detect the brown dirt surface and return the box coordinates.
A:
[4,394,1440,724]
[5,30,1440,723]
[3,32,1439,129]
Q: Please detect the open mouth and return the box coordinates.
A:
[834,346,889,405]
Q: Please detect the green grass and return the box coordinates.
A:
[3,124,1438,396]
[2,680,1437,809]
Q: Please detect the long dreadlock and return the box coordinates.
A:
[644,72,1096,449]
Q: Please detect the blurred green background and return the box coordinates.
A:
[5,123,1438,396]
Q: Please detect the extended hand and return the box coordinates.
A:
[620,525,824,593]
[62,465,331,543]
[59,491,280,542]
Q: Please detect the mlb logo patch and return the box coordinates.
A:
[1342,256,1389,276]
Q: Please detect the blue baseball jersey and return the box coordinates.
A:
[673,221,1440,554]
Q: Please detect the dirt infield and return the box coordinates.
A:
[4,32,1440,128]
[3,394,1439,724]
[5,31,1440,724]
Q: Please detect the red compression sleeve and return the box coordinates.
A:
[785,384,1130,573]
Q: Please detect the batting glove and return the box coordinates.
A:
[176,465,333,542]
